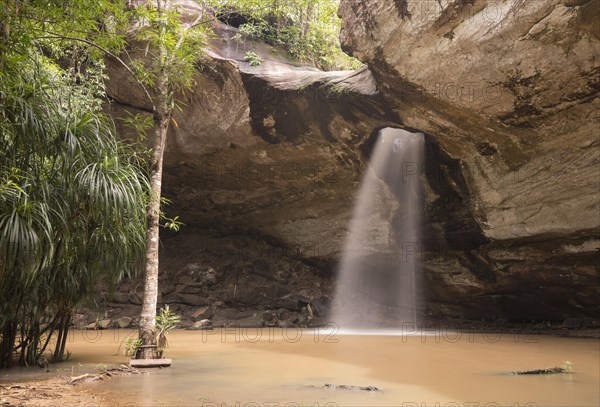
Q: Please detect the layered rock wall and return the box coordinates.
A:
[101,1,599,326]
[338,0,599,320]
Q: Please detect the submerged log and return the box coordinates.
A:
[510,367,567,375]
[323,383,380,391]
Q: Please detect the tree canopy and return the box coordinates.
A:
[0,0,360,367]
[207,0,361,70]
[0,0,147,367]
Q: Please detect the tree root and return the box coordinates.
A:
[69,364,140,384]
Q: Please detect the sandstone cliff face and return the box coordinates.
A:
[104,21,404,327]
[103,1,599,327]
[338,0,599,320]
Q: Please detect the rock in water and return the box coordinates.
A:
[323,383,380,392]
[188,319,213,330]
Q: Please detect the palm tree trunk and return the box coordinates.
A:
[52,308,71,362]
[0,321,16,368]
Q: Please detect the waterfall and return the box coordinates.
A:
[331,128,424,330]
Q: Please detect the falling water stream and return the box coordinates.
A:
[332,128,424,330]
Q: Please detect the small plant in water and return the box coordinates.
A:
[562,361,573,373]
[122,337,142,358]
[118,306,180,359]
[156,305,181,356]
[244,51,263,66]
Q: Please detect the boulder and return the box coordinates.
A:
[309,296,330,317]
[190,306,212,321]
[71,313,88,329]
[271,295,311,312]
[115,317,132,329]
[561,318,583,329]
[188,319,213,330]
[84,322,97,330]
[97,319,112,330]
[231,314,265,327]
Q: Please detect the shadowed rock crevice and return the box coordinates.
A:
[393,0,411,19]
[239,65,394,145]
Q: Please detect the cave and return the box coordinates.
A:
[102,0,599,326]
[1,0,598,405]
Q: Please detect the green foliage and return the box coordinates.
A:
[160,197,185,231]
[244,51,263,66]
[155,305,181,353]
[233,21,268,45]
[0,0,129,66]
[0,1,148,368]
[208,0,362,71]
[123,337,143,358]
[0,0,210,367]
[156,305,181,335]
[120,111,155,142]
[118,305,179,359]
[126,1,209,110]
[163,215,184,231]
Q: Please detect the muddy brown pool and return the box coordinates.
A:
[3,328,599,406]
